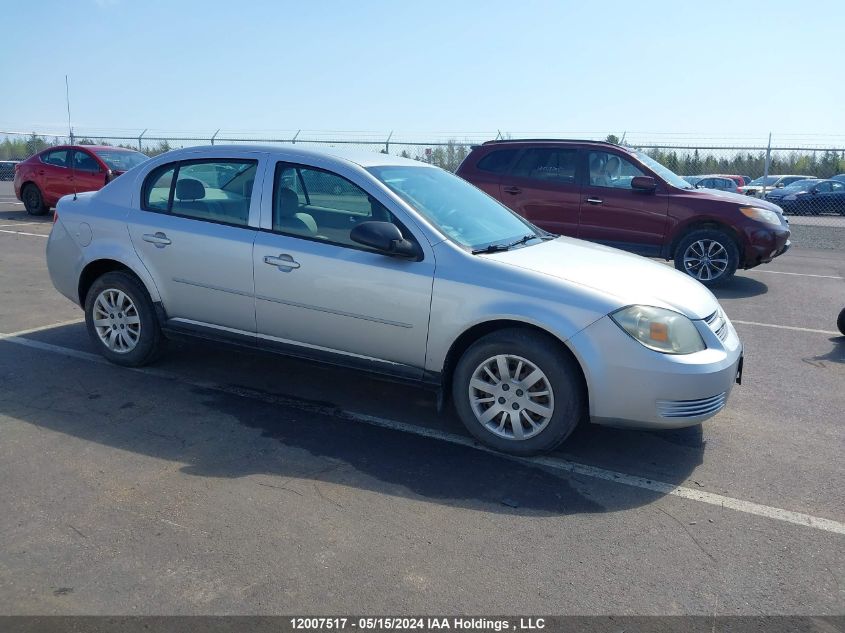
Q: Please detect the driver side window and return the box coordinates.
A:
[588,151,645,189]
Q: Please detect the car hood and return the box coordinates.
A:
[681,187,784,212]
[483,237,719,320]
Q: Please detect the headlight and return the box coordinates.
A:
[611,305,706,355]
[739,206,781,225]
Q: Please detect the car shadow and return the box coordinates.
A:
[711,275,768,299]
[802,336,845,367]
[0,324,707,517]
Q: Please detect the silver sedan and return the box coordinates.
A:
[46,145,742,455]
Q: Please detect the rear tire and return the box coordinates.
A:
[452,328,584,455]
[22,183,49,216]
[837,308,845,336]
[674,228,739,287]
[84,271,162,367]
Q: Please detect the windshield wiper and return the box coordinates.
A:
[471,233,550,255]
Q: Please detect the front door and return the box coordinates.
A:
[578,150,669,256]
[253,162,434,377]
[70,149,106,193]
[127,157,260,334]
[498,147,581,236]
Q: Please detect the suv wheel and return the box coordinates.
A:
[674,228,739,287]
[84,271,163,367]
[22,183,49,216]
[452,328,584,455]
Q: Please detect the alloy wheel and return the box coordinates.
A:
[683,239,729,281]
[92,288,141,353]
[468,354,555,440]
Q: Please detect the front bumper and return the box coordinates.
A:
[567,312,742,429]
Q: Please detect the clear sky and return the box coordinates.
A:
[1,0,842,143]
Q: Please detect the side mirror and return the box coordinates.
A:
[631,176,657,192]
[104,169,116,185]
[350,221,418,258]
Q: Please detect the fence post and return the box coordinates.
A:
[291,130,301,144]
[763,132,772,195]
[210,129,220,146]
[138,129,147,152]
[385,131,393,154]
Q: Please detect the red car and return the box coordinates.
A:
[14,145,148,215]
[456,139,791,286]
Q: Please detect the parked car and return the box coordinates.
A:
[692,175,739,193]
[0,160,20,181]
[456,140,790,286]
[775,179,845,216]
[740,175,753,186]
[14,145,149,215]
[738,175,812,197]
[764,178,820,203]
[46,145,743,456]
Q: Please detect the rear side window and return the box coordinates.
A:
[142,159,257,227]
[476,149,518,173]
[41,149,69,167]
[510,148,578,183]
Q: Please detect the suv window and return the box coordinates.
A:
[476,149,518,174]
[42,149,69,168]
[588,151,645,189]
[273,163,396,249]
[72,150,100,172]
[510,148,577,183]
[142,159,257,227]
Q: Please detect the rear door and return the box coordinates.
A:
[39,148,74,202]
[127,155,262,335]
[457,147,519,199]
[498,147,581,236]
[578,150,669,256]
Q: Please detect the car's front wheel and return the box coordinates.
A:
[22,183,49,215]
[837,308,845,336]
[84,271,163,367]
[452,328,584,455]
[674,228,739,287]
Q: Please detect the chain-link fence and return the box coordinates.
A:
[2,129,844,223]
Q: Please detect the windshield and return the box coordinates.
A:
[92,149,149,172]
[367,165,541,250]
[782,179,818,190]
[632,150,694,189]
[749,176,778,186]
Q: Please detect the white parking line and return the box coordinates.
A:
[748,269,844,280]
[732,320,841,336]
[1,325,843,536]
[0,222,43,228]
[0,228,48,238]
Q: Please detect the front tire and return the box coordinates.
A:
[674,228,739,287]
[22,183,49,216]
[452,328,585,455]
[84,271,162,367]
[837,308,845,336]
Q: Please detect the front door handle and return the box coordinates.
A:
[503,186,522,195]
[264,254,300,270]
[586,197,603,205]
[142,232,171,247]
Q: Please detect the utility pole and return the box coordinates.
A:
[763,132,772,196]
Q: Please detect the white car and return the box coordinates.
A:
[739,175,813,198]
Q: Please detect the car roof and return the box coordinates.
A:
[480,138,623,150]
[43,145,141,152]
[157,144,431,169]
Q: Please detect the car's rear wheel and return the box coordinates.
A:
[674,228,739,287]
[837,308,845,336]
[84,271,162,367]
[22,183,48,216]
[452,328,584,455]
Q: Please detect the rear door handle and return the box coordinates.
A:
[503,186,522,195]
[142,232,171,247]
[586,197,603,205]
[264,253,300,270]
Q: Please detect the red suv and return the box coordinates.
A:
[457,140,790,286]
[14,145,148,216]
